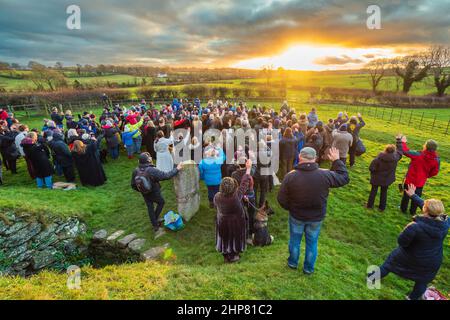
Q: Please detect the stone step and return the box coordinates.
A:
[141,243,170,261]
[106,230,125,242]
[117,233,137,248]
[92,229,108,241]
[127,238,146,253]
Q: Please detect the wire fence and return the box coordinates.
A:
[312,103,449,135]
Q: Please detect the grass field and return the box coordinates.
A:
[0,102,448,300]
[0,70,440,97]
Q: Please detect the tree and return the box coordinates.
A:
[366,58,390,93]
[28,62,67,91]
[428,45,450,96]
[392,54,431,94]
[0,62,10,70]
[54,62,63,70]
[76,64,82,76]
[261,64,274,86]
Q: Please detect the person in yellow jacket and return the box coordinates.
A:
[124,111,144,156]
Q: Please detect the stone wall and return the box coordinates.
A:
[0,213,171,277]
[0,211,87,277]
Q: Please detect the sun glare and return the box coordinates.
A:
[234,44,397,71]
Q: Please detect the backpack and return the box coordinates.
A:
[134,167,153,194]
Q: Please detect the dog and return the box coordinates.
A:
[252,200,274,246]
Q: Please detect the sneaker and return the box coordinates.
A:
[154,228,166,239]
[246,238,254,246]
[303,270,314,276]
[270,235,274,242]
[287,263,297,270]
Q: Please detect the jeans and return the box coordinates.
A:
[109,146,119,159]
[36,176,53,189]
[133,136,142,154]
[288,216,322,273]
[367,185,388,210]
[143,192,165,230]
[207,185,220,203]
[400,184,423,215]
[379,265,428,300]
[126,145,134,157]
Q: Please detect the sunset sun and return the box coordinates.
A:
[234,44,397,71]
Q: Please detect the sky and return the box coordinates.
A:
[0,0,448,70]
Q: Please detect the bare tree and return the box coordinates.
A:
[28,63,67,91]
[392,54,431,94]
[428,45,450,96]
[261,64,274,86]
[366,58,390,93]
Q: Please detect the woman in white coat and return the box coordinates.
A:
[154,130,174,172]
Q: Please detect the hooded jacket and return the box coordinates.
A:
[383,195,449,282]
[369,139,403,186]
[403,142,440,187]
[48,132,73,167]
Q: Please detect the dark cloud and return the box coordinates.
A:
[0,0,448,66]
[314,55,363,65]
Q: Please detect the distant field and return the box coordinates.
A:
[0,71,440,97]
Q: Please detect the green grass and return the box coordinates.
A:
[0,103,448,300]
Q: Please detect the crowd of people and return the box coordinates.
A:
[0,98,447,300]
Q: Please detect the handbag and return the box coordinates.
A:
[355,139,366,156]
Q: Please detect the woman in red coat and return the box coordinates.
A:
[400,137,440,215]
[214,159,253,263]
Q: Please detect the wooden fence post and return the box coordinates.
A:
[419,112,424,129]
[389,108,394,121]
[431,114,437,130]
[399,108,403,123]
[408,110,413,126]
[446,119,449,135]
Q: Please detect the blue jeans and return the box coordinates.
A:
[109,146,119,159]
[288,216,322,273]
[133,136,142,154]
[125,145,134,157]
[36,176,53,189]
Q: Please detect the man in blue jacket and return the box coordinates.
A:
[277,147,349,274]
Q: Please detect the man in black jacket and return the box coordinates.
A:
[131,152,183,239]
[48,131,75,182]
[277,147,349,274]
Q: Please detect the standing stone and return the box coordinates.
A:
[173,160,200,221]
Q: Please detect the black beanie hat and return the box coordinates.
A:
[139,152,152,164]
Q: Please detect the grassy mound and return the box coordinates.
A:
[0,104,448,300]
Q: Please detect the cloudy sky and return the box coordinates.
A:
[0,0,448,70]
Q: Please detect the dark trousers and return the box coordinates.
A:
[400,184,423,215]
[207,185,220,203]
[109,146,119,160]
[6,158,17,174]
[349,144,357,166]
[380,265,427,300]
[62,165,75,182]
[143,192,165,230]
[367,185,388,211]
